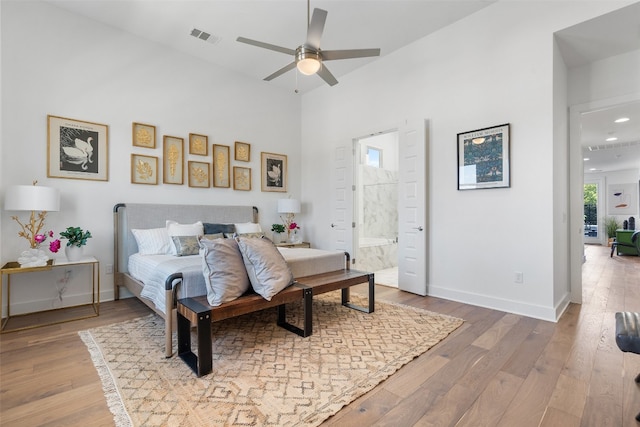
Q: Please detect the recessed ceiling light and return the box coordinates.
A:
[583,157,590,161]
[589,168,598,171]
[606,137,618,142]
[615,117,630,123]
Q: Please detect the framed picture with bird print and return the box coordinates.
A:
[261,152,287,192]
[47,115,109,181]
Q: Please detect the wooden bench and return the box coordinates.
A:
[176,269,375,377]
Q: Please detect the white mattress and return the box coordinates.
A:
[128,247,346,314]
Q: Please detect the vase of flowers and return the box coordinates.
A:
[60,226,92,262]
[288,222,301,243]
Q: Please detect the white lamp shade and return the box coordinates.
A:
[4,185,60,212]
[278,198,300,214]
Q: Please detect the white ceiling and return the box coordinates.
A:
[43,0,640,173]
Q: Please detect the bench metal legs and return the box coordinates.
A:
[177,298,212,377]
[177,288,313,377]
[341,272,375,313]
[278,287,313,337]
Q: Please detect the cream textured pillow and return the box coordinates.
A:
[236,236,293,301]
[131,228,172,255]
[200,238,250,306]
[234,222,262,234]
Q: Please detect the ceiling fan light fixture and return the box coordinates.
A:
[296,47,321,75]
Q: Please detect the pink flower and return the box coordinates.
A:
[49,239,61,253]
[289,223,299,230]
[34,234,46,244]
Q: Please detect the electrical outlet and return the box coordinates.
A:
[106,264,113,274]
[514,271,523,283]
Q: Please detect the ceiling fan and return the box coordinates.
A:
[236,1,380,87]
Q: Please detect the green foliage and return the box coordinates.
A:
[583,184,597,205]
[59,226,92,247]
[271,224,285,233]
[605,217,621,238]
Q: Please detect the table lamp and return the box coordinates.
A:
[4,181,60,266]
[277,198,300,239]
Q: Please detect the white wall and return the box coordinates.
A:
[1,1,301,312]
[300,1,630,321]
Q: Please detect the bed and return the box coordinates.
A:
[113,203,348,357]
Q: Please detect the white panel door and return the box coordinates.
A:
[330,143,354,256]
[398,119,428,295]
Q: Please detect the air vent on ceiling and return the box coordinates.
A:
[587,140,640,151]
[190,28,221,45]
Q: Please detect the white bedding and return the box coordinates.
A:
[129,253,207,314]
[128,247,346,314]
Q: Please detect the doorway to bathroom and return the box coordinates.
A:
[354,131,399,287]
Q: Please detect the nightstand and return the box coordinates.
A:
[276,242,311,249]
[0,256,100,333]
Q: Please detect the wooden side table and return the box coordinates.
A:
[0,256,100,333]
[275,242,311,249]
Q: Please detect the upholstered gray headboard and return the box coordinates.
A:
[113,203,257,274]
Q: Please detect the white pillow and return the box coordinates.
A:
[234,222,262,234]
[200,238,250,306]
[236,236,293,301]
[166,220,204,255]
[131,228,171,255]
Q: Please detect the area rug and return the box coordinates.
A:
[80,293,463,427]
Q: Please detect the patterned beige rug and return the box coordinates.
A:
[80,293,463,427]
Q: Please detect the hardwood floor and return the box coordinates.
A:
[1,244,638,426]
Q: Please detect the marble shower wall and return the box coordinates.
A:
[361,165,398,239]
[357,165,398,273]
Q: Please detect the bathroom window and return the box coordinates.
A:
[367,146,382,168]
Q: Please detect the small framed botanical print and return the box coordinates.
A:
[132,122,156,148]
[233,166,251,191]
[189,133,208,156]
[212,144,230,188]
[234,141,250,162]
[163,135,184,185]
[188,161,210,188]
[131,154,158,185]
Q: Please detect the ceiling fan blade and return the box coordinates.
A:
[306,8,327,49]
[237,37,296,56]
[317,65,338,86]
[264,62,297,81]
[322,48,381,61]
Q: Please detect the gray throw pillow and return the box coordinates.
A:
[236,236,293,301]
[200,238,250,306]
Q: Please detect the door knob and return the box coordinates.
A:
[413,226,424,231]
[331,223,336,228]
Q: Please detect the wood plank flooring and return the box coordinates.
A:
[1,244,638,426]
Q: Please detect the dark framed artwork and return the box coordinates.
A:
[234,141,250,162]
[131,154,158,185]
[457,123,510,190]
[212,144,230,188]
[189,133,208,156]
[132,122,156,148]
[233,166,251,191]
[163,135,184,185]
[47,115,109,181]
[261,151,287,192]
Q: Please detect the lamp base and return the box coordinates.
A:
[18,248,49,268]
